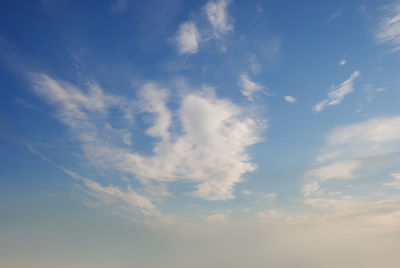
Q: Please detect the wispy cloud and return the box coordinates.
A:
[238,73,271,101]
[27,143,159,218]
[303,160,362,197]
[317,116,400,164]
[31,73,265,202]
[175,22,201,55]
[327,9,343,21]
[313,70,360,112]
[172,0,234,55]
[375,1,400,52]
[205,0,233,37]
[303,116,400,197]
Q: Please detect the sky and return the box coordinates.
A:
[1,0,400,267]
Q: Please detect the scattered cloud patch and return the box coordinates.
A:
[31,73,265,202]
[171,0,234,55]
[375,1,400,52]
[317,116,400,164]
[313,70,360,112]
[238,73,271,101]
[284,95,296,103]
[304,116,400,198]
[326,116,400,147]
[205,0,233,37]
[303,161,362,197]
[83,178,155,210]
[175,22,201,55]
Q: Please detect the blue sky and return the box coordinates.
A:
[1,0,400,267]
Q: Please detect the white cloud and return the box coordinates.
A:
[305,161,362,182]
[304,116,400,197]
[317,116,400,163]
[313,70,360,112]
[327,116,400,146]
[284,95,296,103]
[175,22,200,55]
[303,161,362,197]
[205,0,233,37]
[139,83,171,140]
[83,178,154,210]
[238,73,271,101]
[31,73,265,202]
[375,1,400,52]
[339,59,346,66]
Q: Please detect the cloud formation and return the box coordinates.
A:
[375,1,400,52]
[313,70,360,112]
[31,73,265,204]
[303,160,362,197]
[303,115,400,197]
[284,95,296,103]
[238,73,270,101]
[205,0,233,37]
[175,22,200,55]
[83,178,155,210]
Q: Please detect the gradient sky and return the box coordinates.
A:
[1,0,400,267]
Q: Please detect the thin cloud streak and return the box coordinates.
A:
[313,70,360,112]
